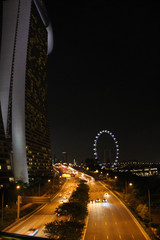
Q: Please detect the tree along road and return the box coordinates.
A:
[84,181,150,240]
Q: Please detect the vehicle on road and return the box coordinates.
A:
[55,209,67,216]
[25,228,38,236]
[95,198,100,203]
[63,196,68,202]
[56,209,62,217]
[59,200,63,204]
[90,199,94,203]
[102,198,107,202]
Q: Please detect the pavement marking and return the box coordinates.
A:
[99,182,151,240]
[94,234,96,240]
[81,214,89,240]
[105,221,107,225]
[106,235,109,239]
[115,221,117,225]
[95,222,96,226]
[132,234,135,239]
[119,234,122,239]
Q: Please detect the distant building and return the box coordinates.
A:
[0,0,53,182]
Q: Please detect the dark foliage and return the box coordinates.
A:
[45,181,89,240]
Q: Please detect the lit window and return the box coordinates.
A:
[9,177,14,182]
[7,165,11,170]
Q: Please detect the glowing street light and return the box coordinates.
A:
[16,185,20,190]
[125,181,133,196]
[16,185,21,220]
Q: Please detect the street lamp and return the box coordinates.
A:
[16,185,20,190]
[124,181,133,200]
[148,188,151,227]
[0,185,4,225]
[16,185,21,220]
[114,176,118,188]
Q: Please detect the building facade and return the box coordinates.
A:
[0,105,14,186]
[0,0,53,182]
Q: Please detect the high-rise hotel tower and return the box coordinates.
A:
[0,0,54,183]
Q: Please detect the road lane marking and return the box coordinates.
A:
[105,221,107,225]
[119,234,121,239]
[94,234,96,240]
[95,222,96,226]
[132,234,135,239]
[106,235,109,239]
[115,221,117,225]
[99,182,151,240]
[81,213,89,240]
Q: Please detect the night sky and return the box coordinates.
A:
[45,1,160,163]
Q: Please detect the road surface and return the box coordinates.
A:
[5,175,151,240]
[5,177,79,238]
[84,181,150,240]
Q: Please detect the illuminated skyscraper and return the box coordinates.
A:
[0,0,53,182]
[0,105,14,185]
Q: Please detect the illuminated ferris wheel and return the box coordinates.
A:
[93,130,119,167]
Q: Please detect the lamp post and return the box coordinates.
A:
[148,188,151,227]
[124,181,133,200]
[0,185,4,225]
[114,176,117,188]
[16,185,21,220]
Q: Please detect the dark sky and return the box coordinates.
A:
[46,1,160,163]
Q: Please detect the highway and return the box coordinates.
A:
[5,173,151,240]
[5,177,79,238]
[84,181,150,240]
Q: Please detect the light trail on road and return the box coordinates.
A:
[84,181,150,240]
